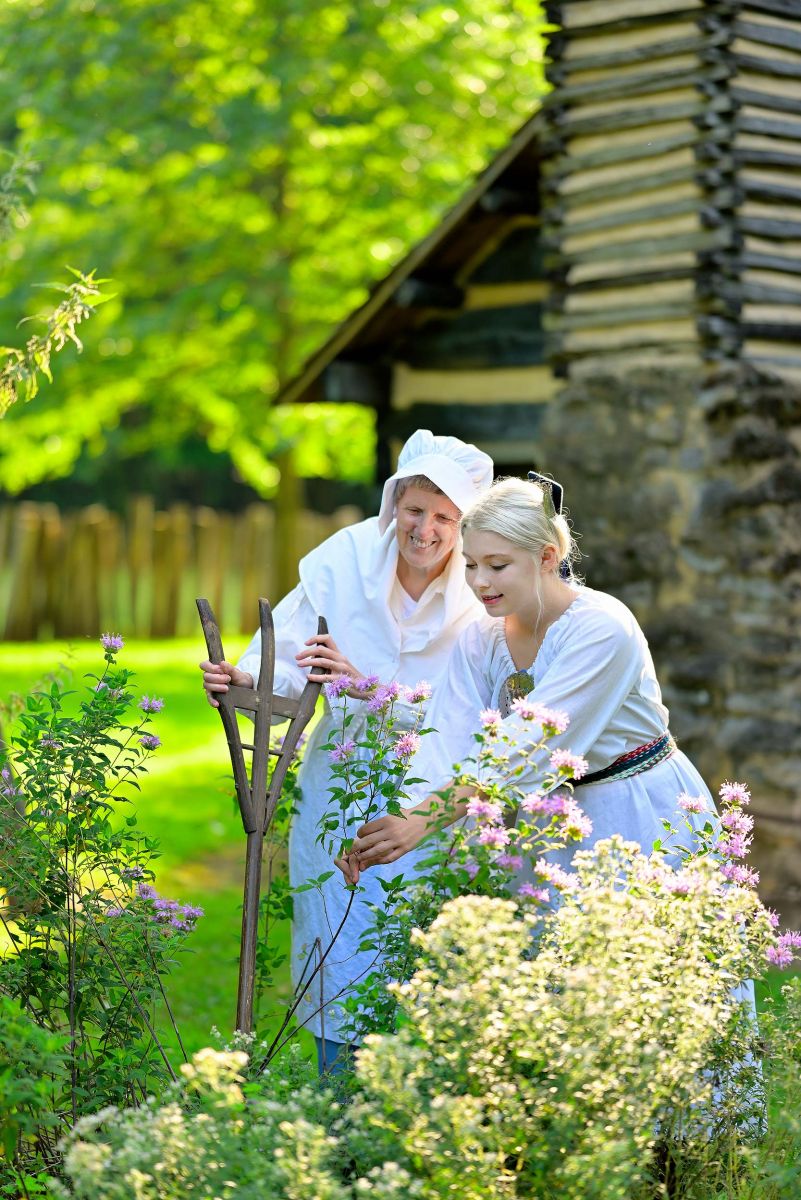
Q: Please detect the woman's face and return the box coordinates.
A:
[394,485,461,577]
[462,528,540,619]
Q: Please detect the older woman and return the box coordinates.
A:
[200,430,493,1071]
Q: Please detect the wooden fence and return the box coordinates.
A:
[0,498,363,641]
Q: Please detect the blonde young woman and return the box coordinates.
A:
[343,475,720,881]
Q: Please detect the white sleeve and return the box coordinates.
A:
[484,609,642,791]
[408,625,494,799]
[236,583,316,701]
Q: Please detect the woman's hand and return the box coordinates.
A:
[350,808,432,870]
[199,659,254,708]
[295,633,370,697]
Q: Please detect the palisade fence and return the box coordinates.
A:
[0,498,363,641]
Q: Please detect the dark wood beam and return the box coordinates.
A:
[392,278,464,309]
[322,361,390,406]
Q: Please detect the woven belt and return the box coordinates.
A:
[575,732,677,787]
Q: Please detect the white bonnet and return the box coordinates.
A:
[377,429,494,533]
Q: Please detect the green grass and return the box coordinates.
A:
[0,636,308,1060]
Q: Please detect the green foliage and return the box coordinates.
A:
[49,877,801,1199]
[0,642,200,1182]
[0,0,547,495]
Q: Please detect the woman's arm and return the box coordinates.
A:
[336,783,478,883]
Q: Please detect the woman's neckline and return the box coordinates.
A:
[502,586,584,671]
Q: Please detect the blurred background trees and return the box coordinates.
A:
[0,0,547,511]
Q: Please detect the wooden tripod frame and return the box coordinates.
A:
[196,597,328,1033]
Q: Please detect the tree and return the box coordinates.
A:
[0,0,547,498]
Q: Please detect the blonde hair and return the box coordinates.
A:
[460,477,579,579]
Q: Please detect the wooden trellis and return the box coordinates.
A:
[196,597,327,1032]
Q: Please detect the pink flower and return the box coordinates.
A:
[139,695,165,713]
[518,882,550,903]
[466,796,503,822]
[534,859,577,891]
[478,825,511,849]
[139,734,161,750]
[559,800,592,841]
[496,853,524,871]
[510,697,541,721]
[324,677,352,700]
[721,810,753,835]
[520,790,571,817]
[101,633,124,652]
[678,793,706,814]
[394,732,421,760]
[354,674,380,692]
[405,681,432,704]
[329,739,356,763]
[464,860,479,880]
[719,780,751,807]
[540,707,570,734]
[767,945,793,968]
[720,862,759,887]
[717,833,751,859]
[366,682,402,713]
[549,750,589,779]
[479,708,502,733]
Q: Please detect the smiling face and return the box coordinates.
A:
[462,528,543,622]
[394,484,461,586]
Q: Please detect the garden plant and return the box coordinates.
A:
[2,661,801,1197]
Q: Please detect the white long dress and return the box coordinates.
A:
[237,516,490,1042]
[412,584,718,874]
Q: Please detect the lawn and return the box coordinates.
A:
[0,636,308,1061]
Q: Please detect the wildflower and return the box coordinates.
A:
[721,809,754,835]
[405,681,432,704]
[477,825,511,849]
[136,883,158,900]
[139,695,165,713]
[479,708,502,733]
[518,882,550,903]
[466,796,503,822]
[720,861,759,887]
[719,780,751,806]
[354,674,380,693]
[535,858,577,891]
[717,833,751,859]
[366,682,401,713]
[394,731,421,760]
[120,865,145,881]
[324,676,352,700]
[678,793,706,813]
[100,632,124,652]
[510,696,540,720]
[38,735,63,750]
[549,749,589,779]
[329,739,356,763]
[464,860,479,880]
[93,680,107,692]
[767,945,794,968]
[559,800,593,841]
[139,734,161,750]
[0,766,21,799]
[540,706,570,734]
[496,853,524,871]
[105,905,125,917]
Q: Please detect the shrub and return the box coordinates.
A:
[0,638,200,1183]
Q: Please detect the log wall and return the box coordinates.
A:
[541,0,801,383]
